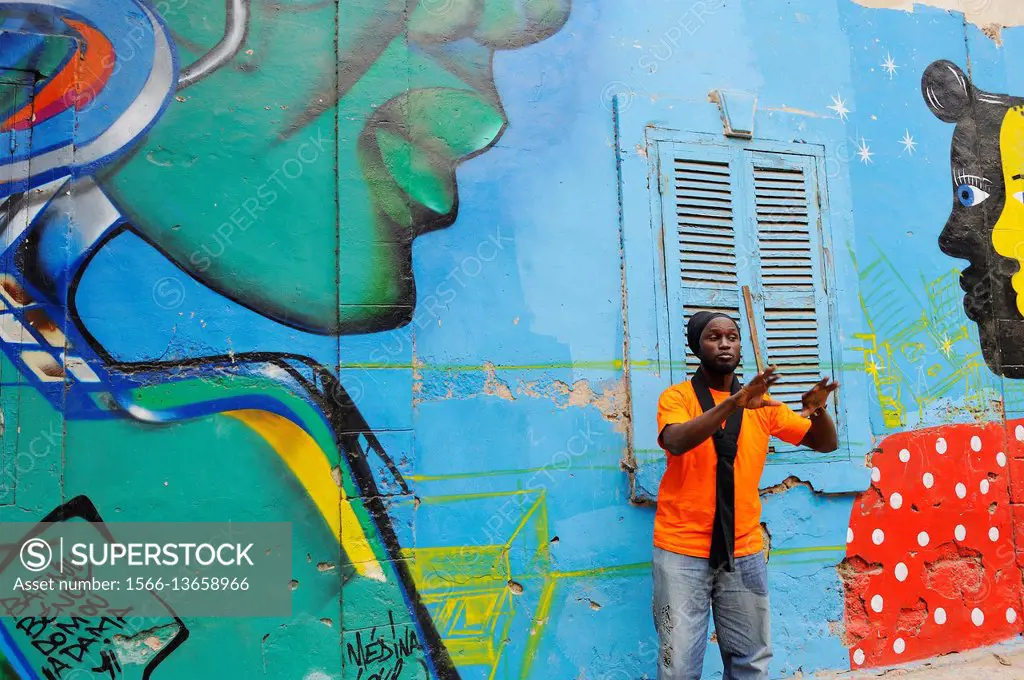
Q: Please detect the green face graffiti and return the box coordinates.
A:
[99,0,570,335]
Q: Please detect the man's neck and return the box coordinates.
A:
[699,365,733,391]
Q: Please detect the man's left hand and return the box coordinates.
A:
[800,377,839,418]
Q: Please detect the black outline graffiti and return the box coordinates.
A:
[0,495,190,680]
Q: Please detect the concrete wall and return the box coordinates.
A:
[0,0,1017,679]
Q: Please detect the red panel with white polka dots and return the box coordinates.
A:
[844,420,1024,669]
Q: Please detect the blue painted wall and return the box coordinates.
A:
[0,1,1017,678]
[388,1,1021,677]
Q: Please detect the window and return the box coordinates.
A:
[653,138,846,462]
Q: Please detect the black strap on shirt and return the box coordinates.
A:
[691,369,744,573]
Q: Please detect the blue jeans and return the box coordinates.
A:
[652,547,772,679]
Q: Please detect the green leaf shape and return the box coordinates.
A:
[376,128,456,216]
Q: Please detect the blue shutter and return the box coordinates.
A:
[656,142,756,384]
[655,141,842,461]
[742,151,838,460]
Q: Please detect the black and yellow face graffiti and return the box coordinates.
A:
[923,60,1024,377]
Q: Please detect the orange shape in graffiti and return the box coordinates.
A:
[1,18,116,132]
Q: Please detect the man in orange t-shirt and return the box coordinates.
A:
[653,312,839,679]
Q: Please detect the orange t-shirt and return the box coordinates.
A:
[654,381,812,558]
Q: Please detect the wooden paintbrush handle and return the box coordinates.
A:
[742,285,766,375]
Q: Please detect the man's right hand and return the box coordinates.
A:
[731,366,781,410]
[660,366,781,456]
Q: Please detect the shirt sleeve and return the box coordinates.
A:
[771,402,813,446]
[657,386,696,449]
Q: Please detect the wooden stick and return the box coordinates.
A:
[742,285,766,374]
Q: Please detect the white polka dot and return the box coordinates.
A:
[890,492,903,509]
[1016,424,1024,441]
[895,562,909,582]
[1008,608,1018,624]
[923,472,934,488]
[972,608,985,626]
[935,607,947,624]
[936,437,948,454]
[893,637,906,654]
[847,527,854,544]
[971,435,982,452]
[981,479,991,494]
[918,531,930,547]
[990,527,1000,542]
[871,466,881,483]
[955,524,967,541]
[873,529,885,545]
[956,483,967,499]
[871,595,883,613]
[853,648,865,666]
[899,448,911,462]
[998,452,1008,467]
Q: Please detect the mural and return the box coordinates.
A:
[843,422,1021,668]
[841,58,1024,670]
[921,59,1024,379]
[0,0,571,678]
[2,1,1024,678]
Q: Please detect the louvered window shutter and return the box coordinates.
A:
[658,144,755,383]
[743,151,836,456]
[657,140,840,459]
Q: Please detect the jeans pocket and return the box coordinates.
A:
[738,554,769,596]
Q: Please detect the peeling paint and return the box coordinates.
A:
[482,362,516,401]
[111,624,180,665]
[418,365,630,430]
[981,23,1003,46]
[759,475,851,498]
[850,0,1024,31]
[520,376,630,431]
[828,619,851,647]
[761,476,817,496]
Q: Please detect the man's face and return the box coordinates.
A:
[92,0,571,335]
[923,60,1024,377]
[699,318,741,376]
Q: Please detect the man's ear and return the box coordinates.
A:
[922,60,974,123]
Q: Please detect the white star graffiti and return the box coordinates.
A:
[857,137,874,164]
[900,130,917,155]
[829,94,851,121]
[882,52,899,78]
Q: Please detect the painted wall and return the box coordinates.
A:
[0,1,1019,679]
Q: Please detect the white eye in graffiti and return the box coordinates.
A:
[957,184,990,207]
[1014,191,1024,205]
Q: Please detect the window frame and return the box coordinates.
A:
[617,97,873,500]
[635,121,857,460]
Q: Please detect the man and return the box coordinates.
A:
[653,311,839,679]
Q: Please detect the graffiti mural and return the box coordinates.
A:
[841,57,1024,670]
[921,59,1024,379]
[7,1,1024,678]
[843,422,1022,668]
[0,0,571,678]
[0,496,190,680]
